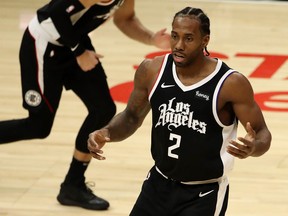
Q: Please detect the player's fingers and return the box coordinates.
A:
[95,132,107,142]
[95,53,104,59]
[227,145,247,159]
[237,137,252,147]
[90,151,106,160]
[245,122,256,137]
[228,140,250,158]
[157,28,167,34]
[229,140,247,150]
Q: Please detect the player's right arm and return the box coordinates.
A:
[87,56,164,160]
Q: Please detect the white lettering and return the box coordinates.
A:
[155,97,207,134]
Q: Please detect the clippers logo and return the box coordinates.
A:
[25,90,42,107]
[155,97,207,133]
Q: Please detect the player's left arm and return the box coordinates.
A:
[225,72,272,159]
[113,0,170,49]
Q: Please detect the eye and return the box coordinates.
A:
[185,36,193,42]
[171,33,178,40]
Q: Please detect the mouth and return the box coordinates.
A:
[173,52,185,63]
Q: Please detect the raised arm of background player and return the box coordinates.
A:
[78,0,171,71]
[45,0,170,71]
[112,0,170,50]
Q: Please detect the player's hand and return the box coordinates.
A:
[87,129,110,160]
[76,50,103,71]
[227,122,256,159]
[151,28,171,50]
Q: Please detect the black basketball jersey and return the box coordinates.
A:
[36,0,124,49]
[149,54,238,182]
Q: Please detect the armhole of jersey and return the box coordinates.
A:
[212,69,237,127]
[148,54,169,101]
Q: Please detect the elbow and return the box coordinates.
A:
[266,131,272,152]
[253,131,272,157]
[113,12,136,31]
[113,18,127,32]
[264,129,272,152]
[113,17,121,29]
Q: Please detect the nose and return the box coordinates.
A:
[174,38,184,50]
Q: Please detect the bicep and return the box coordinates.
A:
[227,73,267,132]
[124,56,163,124]
[126,86,150,123]
[125,59,151,123]
[235,99,266,132]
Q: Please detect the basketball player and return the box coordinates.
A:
[0,0,170,211]
[87,7,272,215]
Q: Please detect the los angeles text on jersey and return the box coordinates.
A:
[155,97,207,133]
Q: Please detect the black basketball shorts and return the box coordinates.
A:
[129,166,229,216]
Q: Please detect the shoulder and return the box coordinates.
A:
[225,72,253,90]
[140,55,165,69]
[136,55,166,77]
[221,71,254,103]
[134,55,166,90]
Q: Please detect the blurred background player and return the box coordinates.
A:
[0,0,170,210]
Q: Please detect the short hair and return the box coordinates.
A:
[173,7,211,55]
[173,7,210,36]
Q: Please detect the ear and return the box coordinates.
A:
[202,35,210,48]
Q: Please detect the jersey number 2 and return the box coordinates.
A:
[168,133,181,159]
